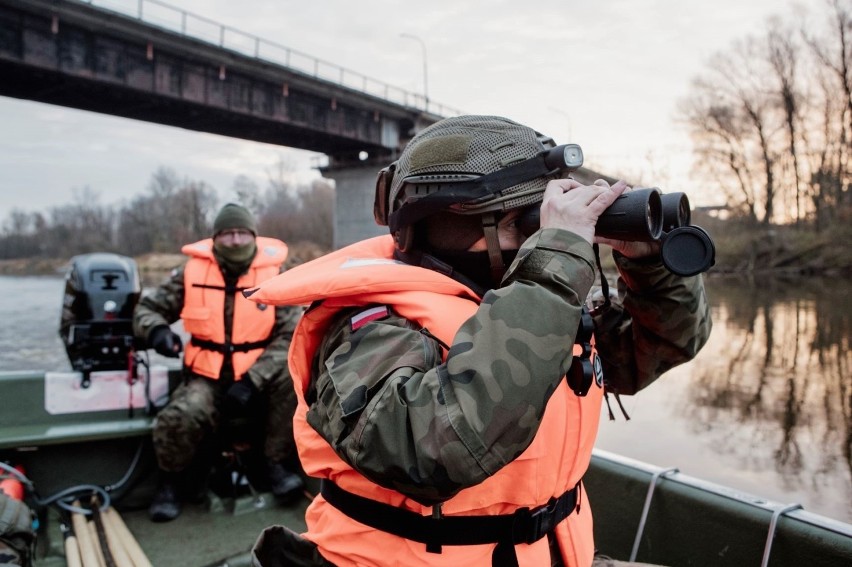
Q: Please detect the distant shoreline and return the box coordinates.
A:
[0,243,329,280]
[0,254,184,285]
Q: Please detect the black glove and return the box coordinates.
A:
[149,326,183,358]
[226,378,258,411]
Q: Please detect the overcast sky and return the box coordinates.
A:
[0,0,802,221]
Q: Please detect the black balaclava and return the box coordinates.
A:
[213,242,257,276]
[420,211,518,294]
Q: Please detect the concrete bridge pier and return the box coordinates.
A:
[325,159,390,249]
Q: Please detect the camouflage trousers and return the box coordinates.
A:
[152,373,297,472]
[0,493,33,567]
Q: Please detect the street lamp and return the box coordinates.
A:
[400,33,429,111]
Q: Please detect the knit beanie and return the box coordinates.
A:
[213,203,257,236]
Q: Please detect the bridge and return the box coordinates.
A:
[0,0,463,246]
[0,0,605,247]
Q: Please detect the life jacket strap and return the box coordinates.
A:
[190,336,272,354]
[320,479,580,567]
[191,283,250,293]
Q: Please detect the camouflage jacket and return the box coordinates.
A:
[306,229,712,500]
[133,263,302,390]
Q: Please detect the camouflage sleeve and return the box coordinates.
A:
[132,265,186,343]
[590,250,712,395]
[306,228,596,504]
[244,303,303,391]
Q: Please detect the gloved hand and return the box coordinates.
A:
[226,378,258,410]
[149,326,183,358]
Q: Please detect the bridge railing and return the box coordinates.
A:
[81,0,461,117]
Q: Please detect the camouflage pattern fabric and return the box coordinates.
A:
[0,493,33,567]
[133,263,302,471]
[305,229,711,502]
[590,250,711,395]
[153,370,297,470]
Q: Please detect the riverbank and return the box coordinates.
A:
[0,241,330,281]
[693,213,852,276]
[2,221,851,278]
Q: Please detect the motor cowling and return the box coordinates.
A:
[60,253,141,373]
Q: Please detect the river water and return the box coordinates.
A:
[1,274,850,523]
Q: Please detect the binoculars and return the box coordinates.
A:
[597,187,715,276]
[519,187,715,276]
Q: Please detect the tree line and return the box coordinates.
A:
[0,163,334,261]
[679,0,852,228]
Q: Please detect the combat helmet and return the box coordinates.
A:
[374,115,583,284]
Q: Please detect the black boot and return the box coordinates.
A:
[267,461,304,502]
[149,472,182,522]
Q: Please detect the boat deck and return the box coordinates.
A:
[121,493,309,567]
[34,488,311,567]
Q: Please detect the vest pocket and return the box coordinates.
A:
[180,306,214,339]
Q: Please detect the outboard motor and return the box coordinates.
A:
[60,253,141,378]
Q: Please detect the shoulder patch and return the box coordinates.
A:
[350,305,390,331]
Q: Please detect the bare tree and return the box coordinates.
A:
[230,174,264,215]
[41,187,116,256]
[680,40,780,223]
[767,17,807,224]
[802,0,852,226]
[115,168,217,254]
[0,209,41,259]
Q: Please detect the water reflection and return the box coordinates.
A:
[592,275,850,523]
[686,277,851,519]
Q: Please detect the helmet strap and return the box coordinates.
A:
[392,247,487,297]
[481,212,505,284]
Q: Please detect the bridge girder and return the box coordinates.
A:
[0,0,438,162]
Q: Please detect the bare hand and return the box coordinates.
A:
[540,178,629,244]
[594,235,661,259]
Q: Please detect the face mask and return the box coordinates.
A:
[432,249,519,292]
[213,241,256,273]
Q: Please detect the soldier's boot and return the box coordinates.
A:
[267,461,304,503]
[148,472,181,522]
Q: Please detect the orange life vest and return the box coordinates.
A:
[246,235,603,567]
[180,237,286,380]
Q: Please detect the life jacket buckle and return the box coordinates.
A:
[515,484,579,545]
[520,497,558,544]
